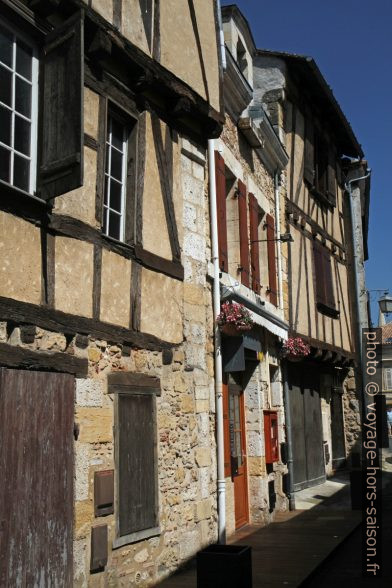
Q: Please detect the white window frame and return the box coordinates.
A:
[0,19,38,194]
[103,113,128,242]
[384,367,392,391]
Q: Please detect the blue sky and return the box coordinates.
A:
[222,0,392,324]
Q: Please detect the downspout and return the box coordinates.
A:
[274,171,283,310]
[216,0,227,71]
[345,169,371,366]
[283,361,295,510]
[274,172,294,507]
[208,139,226,544]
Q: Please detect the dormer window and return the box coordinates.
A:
[236,38,248,78]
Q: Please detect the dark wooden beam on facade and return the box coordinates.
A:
[107,371,161,394]
[0,342,88,377]
[0,296,178,351]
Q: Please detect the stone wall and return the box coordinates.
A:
[342,367,362,461]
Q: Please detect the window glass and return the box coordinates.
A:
[0,24,36,193]
[103,114,128,241]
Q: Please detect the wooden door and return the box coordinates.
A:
[0,369,74,587]
[289,365,325,491]
[228,381,249,529]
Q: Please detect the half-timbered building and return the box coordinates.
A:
[254,50,369,491]
[0,0,223,585]
[216,5,290,534]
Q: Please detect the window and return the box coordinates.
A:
[384,368,392,391]
[102,107,137,243]
[0,10,84,201]
[103,114,128,241]
[109,372,160,548]
[313,240,339,317]
[0,23,38,193]
[304,116,337,207]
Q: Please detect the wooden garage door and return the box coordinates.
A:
[0,369,74,587]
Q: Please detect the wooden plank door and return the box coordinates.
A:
[0,369,74,587]
[303,372,325,487]
[289,365,325,490]
[228,382,249,529]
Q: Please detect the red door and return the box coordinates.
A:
[228,381,249,529]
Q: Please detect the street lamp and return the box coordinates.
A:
[379,294,392,315]
[251,233,294,243]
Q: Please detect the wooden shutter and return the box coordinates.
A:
[222,382,231,478]
[304,115,315,186]
[118,393,157,536]
[313,240,325,304]
[249,193,260,294]
[327,146,337,206]
[266,213,278,306]
[313,241,336,309]
[322,248,336,309]
[215,151,228,272]
[237,179,250,288]
[39,11,84,200]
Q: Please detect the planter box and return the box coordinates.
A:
[197,544,252,588]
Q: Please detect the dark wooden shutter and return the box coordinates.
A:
[118,393,157,536]
[322,248,336,309]
[266,213,278,306]
[313,240,325,304]
[222,382,231,477]
[327,146,337,206]
[0,369,74,587]
[313,241,336,310]
[237,179,250,288]
[39,11,84,200]
[304,115,315,186]
[215,151,228,272]
[249,193,260,294]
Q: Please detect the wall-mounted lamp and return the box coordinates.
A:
[251,233,294,244]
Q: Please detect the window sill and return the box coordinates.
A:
[317,302,340,319]
[112,526,161,549]
[0,179,50,221]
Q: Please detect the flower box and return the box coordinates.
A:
[217,302,253,335]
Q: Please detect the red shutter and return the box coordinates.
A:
[266,213,278,306]
[249,193,261,294]
[222,382,231,477]
[237,179,250,288]
[264,411,279,464]
[215,151,228,272]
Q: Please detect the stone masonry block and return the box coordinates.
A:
[195,498,212,522]
[76,407,112,443]
[195,447,211,467]
[76,378,104,407]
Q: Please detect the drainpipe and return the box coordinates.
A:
[216,0,227,71]
[274,172,283,310]
[208,139,226,544]
[345,169,371,366]
[283,361,295,510]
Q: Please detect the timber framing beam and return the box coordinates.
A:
[0,297,179,351]
[0,342,88,377]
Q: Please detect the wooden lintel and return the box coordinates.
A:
[107,372,161,395]
[0,341,88,377]
[0,297,178,351]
